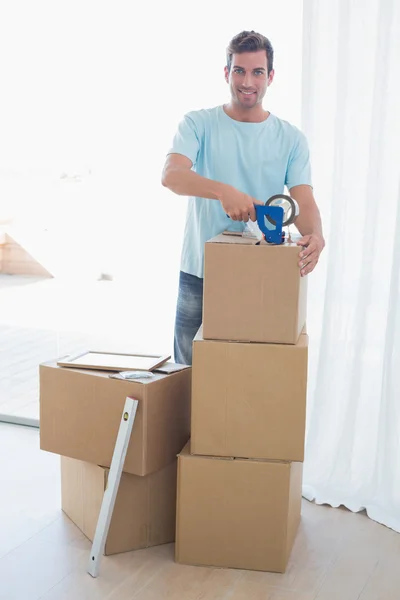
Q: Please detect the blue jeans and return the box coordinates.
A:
[174,271,204,365]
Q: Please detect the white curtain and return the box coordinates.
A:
[302,0,400,532]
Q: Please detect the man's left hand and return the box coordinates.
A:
[297,233,325,277]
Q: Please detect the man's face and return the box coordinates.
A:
[224,50,274,109]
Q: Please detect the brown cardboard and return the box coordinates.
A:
[175,443,302,573]
[203,233,307,344]
[40,361,191,476]
[191,327,308,462]
[61,456,177,555]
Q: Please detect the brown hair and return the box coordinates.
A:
[226,30,274,75]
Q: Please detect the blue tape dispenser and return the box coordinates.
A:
[227,194,299,245]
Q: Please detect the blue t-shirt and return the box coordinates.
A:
[168,105,312,279]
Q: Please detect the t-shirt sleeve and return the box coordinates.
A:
[167,114,202,167]
[285,131,313,190]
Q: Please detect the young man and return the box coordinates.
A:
[162,30,325,365]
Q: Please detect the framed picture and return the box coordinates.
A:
[57,351,171,372]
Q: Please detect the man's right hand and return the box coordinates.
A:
[218,185,264,222]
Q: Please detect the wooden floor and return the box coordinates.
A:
[1,423,400,600]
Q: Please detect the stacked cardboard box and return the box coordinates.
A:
[175,233,308,573]
[39,359,191,555]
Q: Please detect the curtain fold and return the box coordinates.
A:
[302,0,400,532]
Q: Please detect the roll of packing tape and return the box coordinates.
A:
[265,194,299,227]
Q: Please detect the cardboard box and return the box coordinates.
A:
[61,456,177,555]
[40,361,191,476]
[203,234,307,344]
[191,327,308,462]
[176,443,302,573]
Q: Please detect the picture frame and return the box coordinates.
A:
[57,350,171,372]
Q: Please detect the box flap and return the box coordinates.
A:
[206,232,259,245]
[207,232,301,249]
[193,325,204,342]
[194,324,308,348]
[178,441,191,457]
[180,441,292,464]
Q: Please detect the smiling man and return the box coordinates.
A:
[162,30,325,365]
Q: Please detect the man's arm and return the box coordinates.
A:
[161,153,263,222]
[161,153,224,201]
[289,184,325,277]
